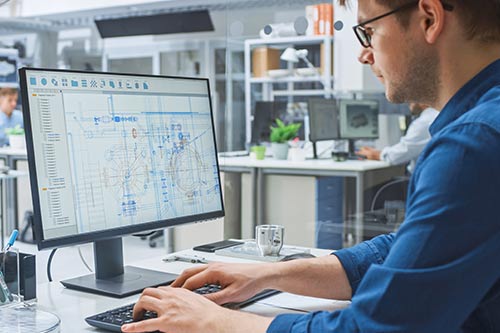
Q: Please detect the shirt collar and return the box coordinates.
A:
[430,58,500,136]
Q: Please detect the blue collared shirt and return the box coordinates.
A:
[0,109,24,146]
[268,59,500,333]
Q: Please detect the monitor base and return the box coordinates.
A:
[61,266,178,298]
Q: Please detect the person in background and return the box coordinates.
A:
[0,88,23,147]
[357,103,438,173]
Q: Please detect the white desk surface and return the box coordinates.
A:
[218,156,391,172]
[0,170,28,179]
[0,147,27,157]
[35,247,348,332]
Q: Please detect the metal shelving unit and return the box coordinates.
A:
[244,35,335,145]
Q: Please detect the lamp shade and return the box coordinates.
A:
[280,48,299,62]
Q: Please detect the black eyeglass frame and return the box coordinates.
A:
[353,1,454,48]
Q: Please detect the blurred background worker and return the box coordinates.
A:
[0,87,23,147]
[357,103,439,173]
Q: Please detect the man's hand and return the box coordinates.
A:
[170,262,273,305]
[357,147,381,160]
[121,287,273,333]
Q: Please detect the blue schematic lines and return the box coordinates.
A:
[61,91,221,233]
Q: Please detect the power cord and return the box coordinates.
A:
[47,248,57,282]
[77,247,93,272]
[47,246,94,282]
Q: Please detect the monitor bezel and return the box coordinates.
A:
[338,99,380,140]
[19,67,225,250]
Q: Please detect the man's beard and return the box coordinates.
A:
[387,44,440,105]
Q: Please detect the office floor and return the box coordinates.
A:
[16,236,166,284]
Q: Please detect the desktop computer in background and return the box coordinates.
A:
[307,98,339,159]
[19,68,224,297]
[338,99,379,157]
[251,101,288,144]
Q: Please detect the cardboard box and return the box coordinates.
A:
[320,43,334,75]
[252,47,281,77]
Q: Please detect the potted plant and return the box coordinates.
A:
[269,119,301,160]
[5,125,25,149]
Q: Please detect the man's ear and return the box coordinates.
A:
[418,0,446,44]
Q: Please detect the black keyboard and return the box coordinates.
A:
[86,285,279,332]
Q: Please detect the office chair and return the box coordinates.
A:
[370,176,410,211]
[357,176,410,241]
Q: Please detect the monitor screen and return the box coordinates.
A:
[308,98,339,142]
[20,68,224,249]
[339,100,379,139]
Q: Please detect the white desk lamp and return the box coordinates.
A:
[280,47,315,69]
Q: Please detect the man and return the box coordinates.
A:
[357,103,438,173]
[123,1,500,332]
[0,88,23,146]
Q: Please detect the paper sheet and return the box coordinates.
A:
[257,292,351,313]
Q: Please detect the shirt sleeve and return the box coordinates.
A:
[267,123,500,333]
[380,112,434,165]
[332,233,395,294]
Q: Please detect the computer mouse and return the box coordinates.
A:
[280,253,316,261]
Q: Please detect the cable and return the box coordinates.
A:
[370,177,410,211]
[77,247,93,272]
[47,248,58,282]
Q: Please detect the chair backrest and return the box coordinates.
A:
[370,177,410,211]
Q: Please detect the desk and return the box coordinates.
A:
[35,247,346,332]
[219,156,402,244]
[0,147,28,231]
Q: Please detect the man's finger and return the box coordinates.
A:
[170,266,207,288]
[122,318,163,333]
[133,295,163,321]
[181,271,218,290]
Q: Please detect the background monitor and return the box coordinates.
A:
[339,99,379,139]
[308,98,339,142]
[19,68,224,297]
[307,98,339,159]
[251,101,288,144]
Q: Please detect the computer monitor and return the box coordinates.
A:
[307,98,339,159]
[339,99,379,155]
[19,68,224,297]
[251,101,288,144]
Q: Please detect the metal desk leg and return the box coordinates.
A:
[1,179,5,249]
[355,173,364,244]
[5,157,16,232]
[256,168,264,227]
[250,168,257,237]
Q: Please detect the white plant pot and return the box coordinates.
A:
[271,142,289,160]
[8,135,26,149]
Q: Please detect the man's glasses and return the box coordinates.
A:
[353,1,454,48]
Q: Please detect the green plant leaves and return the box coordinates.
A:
[269,119,301,143]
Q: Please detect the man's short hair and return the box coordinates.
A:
[338,0,500,43]
[0,88,18,97]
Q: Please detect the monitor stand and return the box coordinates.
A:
[61,238,178,298]
[346,139,365,160]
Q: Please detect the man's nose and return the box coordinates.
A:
[358,48,374,65]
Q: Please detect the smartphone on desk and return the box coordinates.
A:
[193,240,243,253]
